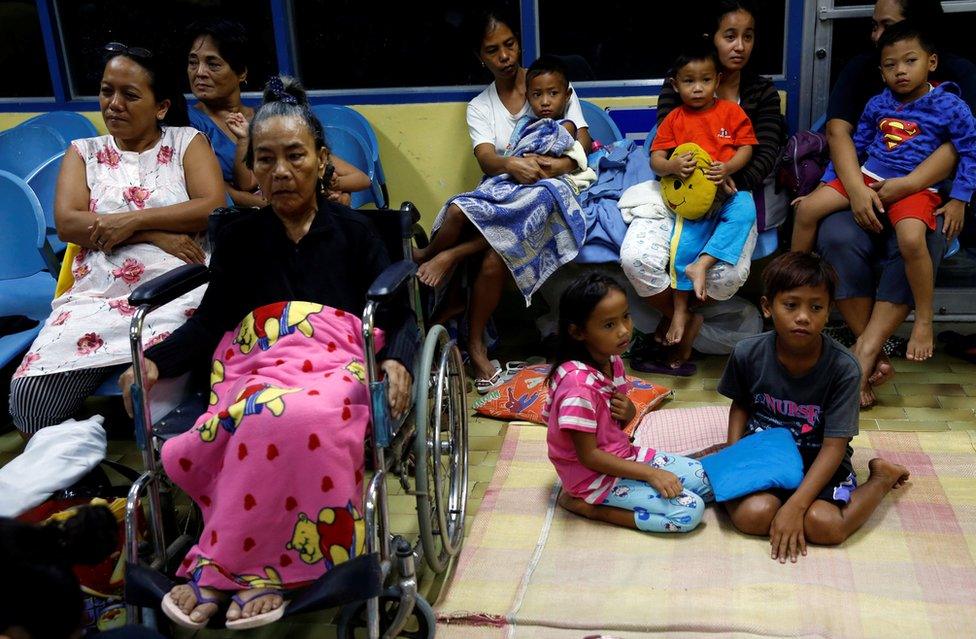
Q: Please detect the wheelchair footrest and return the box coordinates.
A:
[124,552,383,617]
[125,563,175,609]
[286,552,384,616]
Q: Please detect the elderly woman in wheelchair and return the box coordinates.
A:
[117,77,466,634]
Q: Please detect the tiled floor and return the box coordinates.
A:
[1,346,973,636]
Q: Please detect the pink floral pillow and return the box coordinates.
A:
[632,405,729,458]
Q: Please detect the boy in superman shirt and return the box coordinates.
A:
[650,43,757,358]
[792,23,976,364]
[718,252,909,563]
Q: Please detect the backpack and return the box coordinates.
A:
[778,131,830,199]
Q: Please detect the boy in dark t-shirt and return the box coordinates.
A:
[717,252,910,563]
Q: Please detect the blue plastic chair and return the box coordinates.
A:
[312,104,388,207]
[0,124,66,179]
[580,100,623,146]
[322,125,377,209]
[0,170,57,369]
[21,111,98,144]
[25,152,66,255]
[945,238,961,259]
[643,123,658,156]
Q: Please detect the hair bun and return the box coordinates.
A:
[263,75,308,107]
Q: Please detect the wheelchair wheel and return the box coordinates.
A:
[413,323,468,574]
[336,588,435,639]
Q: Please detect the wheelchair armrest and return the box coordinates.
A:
[366,260,417,302]
[128,263,210,308]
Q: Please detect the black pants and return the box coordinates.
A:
[8,366,115,434]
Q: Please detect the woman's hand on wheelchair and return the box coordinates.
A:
[380,359,411,419]
[119,359,159,418]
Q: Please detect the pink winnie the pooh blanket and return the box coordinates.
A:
[161,301,381,590]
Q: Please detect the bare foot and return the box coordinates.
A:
[412,245,428,264]
[685,260,709,301]
[226,588,283,622]
[168,583,222,625]
[868,352,895,387]
[867,458,911,491]
[417,251,459,288]
[852,339,881,408]
[667,306,689,345]
[670,312,703,368]
[653,316,671,344]
[558,490,597,518]
[468,342,497,382]
[906,319,934,361]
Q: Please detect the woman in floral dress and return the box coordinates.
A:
[9,43,224,435]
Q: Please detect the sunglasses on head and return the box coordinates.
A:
[104,42,153,59]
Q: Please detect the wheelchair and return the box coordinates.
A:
[119,203,468,638]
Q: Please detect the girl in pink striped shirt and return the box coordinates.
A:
[544,273,713,532]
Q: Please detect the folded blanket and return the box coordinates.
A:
[435,118,588,302]
[575,140,656,263]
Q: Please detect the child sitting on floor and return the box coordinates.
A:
[718,252,910,562]
[414,54,590,290]
[791,22,976,362]
[544,273,713,533]
[649,42,757,364]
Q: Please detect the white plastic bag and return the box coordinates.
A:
[630,292,762,355]
[0,415,107,517]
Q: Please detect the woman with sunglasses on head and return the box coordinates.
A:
[185,18,370,207]
[7,42,224,437]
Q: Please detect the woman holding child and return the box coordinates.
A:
[621,0,786,372]
[812,0,976,407]
[415,11,594,390]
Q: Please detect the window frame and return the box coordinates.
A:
[0,0,803,129]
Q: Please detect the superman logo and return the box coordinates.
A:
[878,118,921,150]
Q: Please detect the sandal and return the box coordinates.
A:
[161,580,222,630]
[501,361,528,381]
[225,588,287,630]
[474,360,504,394]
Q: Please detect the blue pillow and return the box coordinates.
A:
[700,427,804,502]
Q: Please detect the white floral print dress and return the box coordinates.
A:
[15,126,207,379]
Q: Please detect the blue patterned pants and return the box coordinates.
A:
[601,452,714,533]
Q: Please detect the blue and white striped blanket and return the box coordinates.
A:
[433,118,586,303]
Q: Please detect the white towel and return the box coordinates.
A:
[619,180,673,223]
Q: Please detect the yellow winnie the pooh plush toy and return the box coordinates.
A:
[660,142,717,220]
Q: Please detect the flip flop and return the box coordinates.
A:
[501,361,528,381]
[161,580,222,630]
[225,589,287,630]
[475,366,504,394]
[630,354,697,377]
